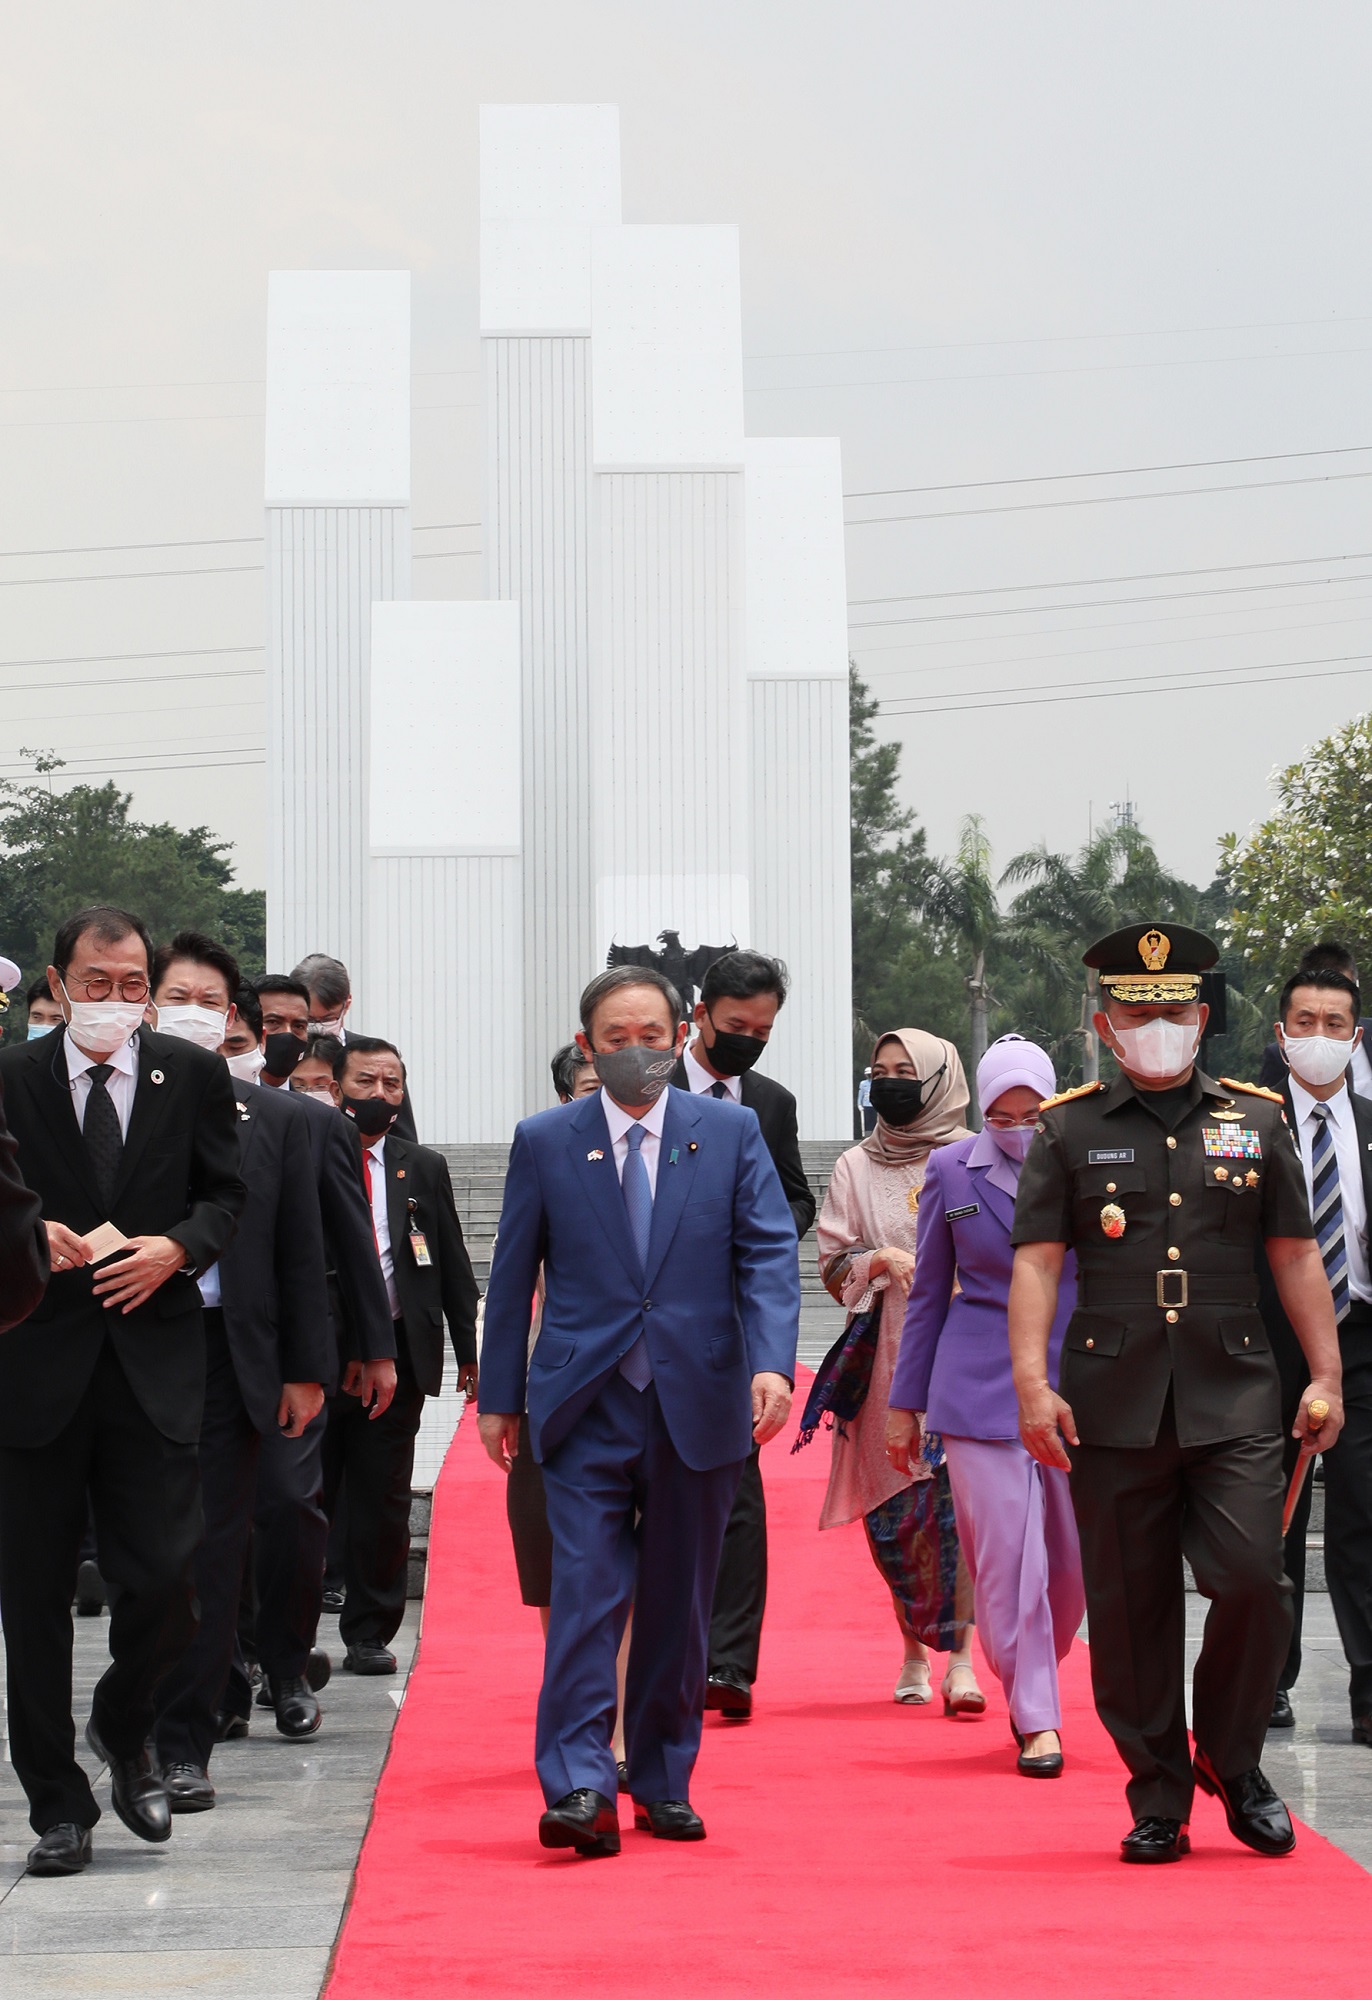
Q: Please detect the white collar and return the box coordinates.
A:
[1291,1076,1351,1129]
[600,1085,670,1147]
[365,1133,387,1163]
[64,1030,139,1081]
[683,1042,739,1098]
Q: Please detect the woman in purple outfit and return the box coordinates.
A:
[886,1035,1084,1779]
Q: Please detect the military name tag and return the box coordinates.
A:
[1088,1148,1134,1164]
[409,1230,433,1268]
[1202,1126,1262,1160]
[945,1203,980,1221]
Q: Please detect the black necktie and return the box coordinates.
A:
[711,1080,729,1099]
[84,1063,124,1212]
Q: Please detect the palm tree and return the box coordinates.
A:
[917,815,1001,1095]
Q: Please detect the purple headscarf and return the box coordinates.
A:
[975,1033,1056,1119]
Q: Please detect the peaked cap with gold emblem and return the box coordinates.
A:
[1083,921,1218,1004]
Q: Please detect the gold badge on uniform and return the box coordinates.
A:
[1100,1202,1126,1239]
[1138,929,1170,972]
[907,1187,921,1216]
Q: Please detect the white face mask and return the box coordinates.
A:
[1109,1018,1200,1081]
[225,1047,266,1084]
[312,1013,346,1039]
[1280,1028,1358,1089]
[156,1003,228,1052]
[60,982,145,1056]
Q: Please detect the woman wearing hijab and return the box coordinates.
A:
[815,1029,981,1710]
[887,1035,1083,1777]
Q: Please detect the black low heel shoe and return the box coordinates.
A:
[1011,1724,1064,1777]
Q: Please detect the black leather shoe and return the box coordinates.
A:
[1269,1688,1295,1729]
[85,1720,171,1843]
[538,1789,620,1857]
[634,1798,706,1841]
[1017,1747,1064,1779]
[705,1668,752,1719]
[616,1760,630,1794]
[307,1648,332,1692]
[1351,1713,1372,1745]
[254,1668,273,1709]
[26,1824,92,1876]
[74,1559,106,1617]
[269,1676,322,1739]
[322,1585,346,1612]
[344,1642,397,1675]
[1121,1816,1190,1864]
[1193,1751,1295,1856]
[214,1710,250,1743]
[163,1762,216,1813]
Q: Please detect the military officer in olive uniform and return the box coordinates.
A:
[1008,922,1343,1864]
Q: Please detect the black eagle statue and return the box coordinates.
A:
[606,930,737,1016]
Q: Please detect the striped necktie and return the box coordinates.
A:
[1310,1102,1351,1325]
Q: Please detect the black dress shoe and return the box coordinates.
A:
[538,1789,620,1857]
[1193,1751,1295,1856]
[344,1642,398,1675]
[254,1669,274,1709]
[1121,1816,1190,1864]
[705,1669,752,1719]
[1269,1688,1295,1729]
[1351,1714,1372,1745]
[26,1823,93,1876]
[163,1762,216,1813]
[616,1760,630,1794]
[85,1720,171,1844]
[1017,1747,1064,1779]
[214,1710,250,1743]
[322,1585,346,1612]
[307,1647,332,1692]
[633,1798,706,1841]
[74,1559,106,1617]
[269,1676,322,1739]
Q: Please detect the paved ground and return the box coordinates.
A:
[0,1600,419,1999]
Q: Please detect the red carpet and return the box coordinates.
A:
[327,1406,1372,1999]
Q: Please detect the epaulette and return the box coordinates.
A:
[1039,1080,1105,1110]
[1218,1077,1285,1104]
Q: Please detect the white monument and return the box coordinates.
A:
[265,107,852,1142]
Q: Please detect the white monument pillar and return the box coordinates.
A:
[744,438,853,1138]
[480,105,620,1109]
[589,224,750,957]
[367,602,523,1143]
[264,271,412,1004]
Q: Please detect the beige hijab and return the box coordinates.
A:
[860,1027,972,1166]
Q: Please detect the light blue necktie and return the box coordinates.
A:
[1311,1102,1351,1324]
[619,1123,654,1390]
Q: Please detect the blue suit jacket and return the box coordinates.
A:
[479,1089,801,1471]
[891,1132,1075,1440]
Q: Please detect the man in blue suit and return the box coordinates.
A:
[479,966,800,1856]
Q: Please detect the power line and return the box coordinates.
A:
[0,643,262,671]
[0,753,265,778]
[875,658,1372,718]
[876,648,1372,718]
[0,400,479,431]
[747,341,1372,397]
[1,667,263,698]
[848,550,1372,607]
[0,563,263,589]
[743,314,1372,364]
[0,520,476,559]
[849,571,1372,632]
[843,444,1372,501]
[847,467,1372,530]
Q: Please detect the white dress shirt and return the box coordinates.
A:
[599,1085,669,1200]
[1289,1077,1372,1304]
[64,1032,138,1140]
[683,1042,741,1103]
[366,1134,401,1318]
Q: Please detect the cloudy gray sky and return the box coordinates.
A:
[3,3,1370,896]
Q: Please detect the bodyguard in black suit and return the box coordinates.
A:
[145,937,332,1807]
[322,1036,479,1671]
[1256,940,1372,1099]
[0,907,244,1876]
[669,950,816,1718]
[1256,967,1372,1734]
[0,1076,48,1331]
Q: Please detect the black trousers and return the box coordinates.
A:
[251,1397,328,1681]
[707,1441,767,1682]
[0,1340,201,1833]
[154,1312,262,1769]
[1323,1309,1372,1715]
[1070,1396,1291,1822]
[321,1320,425,1648]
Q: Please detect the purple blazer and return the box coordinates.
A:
[889,1130,1075,1441]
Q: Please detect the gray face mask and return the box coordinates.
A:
[592,1043,678,1108]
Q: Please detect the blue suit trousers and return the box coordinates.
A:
[536,1374,745,1806]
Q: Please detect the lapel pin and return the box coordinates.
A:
[396,1169,406,1180]
[669,1146,680,1165]
[150,1069,165,1084]
[588,1148,604,1162]
[688,1141,698,1153]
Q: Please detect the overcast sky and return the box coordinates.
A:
[3,3,1370,898]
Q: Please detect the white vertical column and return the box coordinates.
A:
[480,105,620,1109]
[744,438,852,1138]
[589,225,750,957]
[264,271,411,1006]
[367,602,522,1144]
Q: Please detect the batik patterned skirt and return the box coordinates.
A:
[862,1452,967,1651]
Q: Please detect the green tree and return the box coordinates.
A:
[0,760,265,1024]
[1219,712,1372,1001]
[917,813,1001,1078]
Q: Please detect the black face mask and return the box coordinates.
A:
[869,1065,946,1129]
[343,1094,398,1138]
[262,1032,308,1080]
[702,1018,768,1077]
